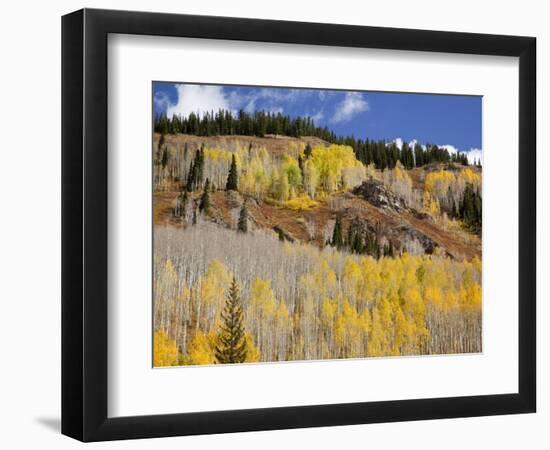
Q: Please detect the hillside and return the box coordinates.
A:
[152,130,482,365]
[153,133,481,261]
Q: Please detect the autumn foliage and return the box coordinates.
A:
[153,225,481,365]
[153,131,482,366]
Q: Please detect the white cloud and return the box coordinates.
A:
[309,110,324,123]
[244,98,256,114]
[386,138,482,165]
[438,144,459,155]
[438,144,483,165]
[389,138,404,150]
[331,92,369,123]
[164,84,309,118]
[464,148,483,165]
[387,138,424,151]
[408,139,426,150]
[267,106,284,114]
[166,84,233,118]
[153,91,171,113]
[161,84,335,120]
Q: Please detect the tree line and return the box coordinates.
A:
[154,109,475,170]
[154,109,338,141]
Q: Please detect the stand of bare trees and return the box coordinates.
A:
[153,224,481,365]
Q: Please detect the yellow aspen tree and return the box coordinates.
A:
[244,334,261,363]
[153,329,179,367]
[391,306,410,356]
[199,259,232,331]
[185,330,217,365]
[368,297,393,356]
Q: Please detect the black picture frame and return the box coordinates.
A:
[62,8,536,442]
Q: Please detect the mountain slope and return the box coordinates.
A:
[153,134,481,261]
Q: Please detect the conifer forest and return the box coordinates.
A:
[152,85,482,367]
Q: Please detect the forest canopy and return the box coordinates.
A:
[154,109,474,170]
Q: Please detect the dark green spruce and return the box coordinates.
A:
[199,178,211,214]
[237,204,248,233]
[331,215,344,249]
[226,154,239,191]
[215,277,248,364]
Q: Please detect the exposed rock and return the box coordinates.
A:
[224,190,243,209]
[391,224,438,255]
[352,180,408,212]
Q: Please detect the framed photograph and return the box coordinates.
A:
[62,8,536,442]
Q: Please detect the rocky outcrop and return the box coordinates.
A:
[391,224,438,255]
[350,180,440,255]
[352,180,408,212]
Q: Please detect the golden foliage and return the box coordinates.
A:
[156,246,481,364]
[153,330,179,367]
[283,195,319,211]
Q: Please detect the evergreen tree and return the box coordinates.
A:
[214,277,248,364]
[365,231,375,256]
[199,179,211,214]
[331,215,344,249]
[352,232,364,254]
[153,109,468,171]
[304,143,312,159]
[226,154,239,191]
[174,190,188,218]
[460,183,482,234]
[237,204,248,233]
[161,146,169,170]
[298,155,304,178]
[186,159,196,192]
[158,133,166,165]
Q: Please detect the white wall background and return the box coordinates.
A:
[0,0,545,448]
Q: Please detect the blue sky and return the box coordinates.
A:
[153,82,482,153]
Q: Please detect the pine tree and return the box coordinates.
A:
[331,215,344,249]
[298,155,304,178]
[199,179,211,214]
[186,159,195,192]
[215,277,248,364]
[304,143,312,159]
[237,204,248,233]
[174,190,188,218]
[161,146,169,170]
[459,183,482,234]
[352,232,364,254]
[226,154,239,191]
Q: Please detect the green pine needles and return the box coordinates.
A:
[237,204,248,233]
[215,277,248,364]
[226,154,239,191]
